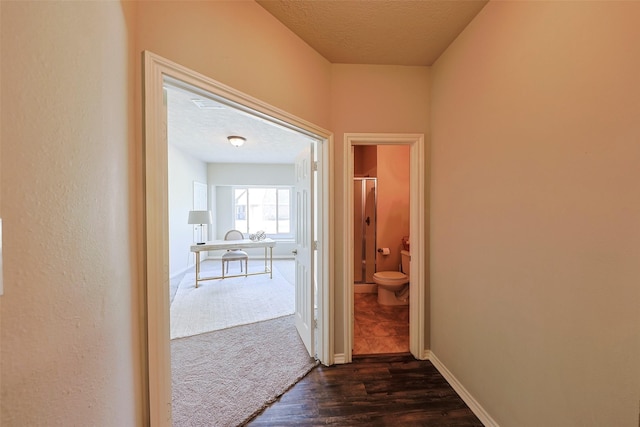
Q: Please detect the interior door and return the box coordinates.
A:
[294,143,314,357]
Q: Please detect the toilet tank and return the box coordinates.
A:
[400,250,411,275]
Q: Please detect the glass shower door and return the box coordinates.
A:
[354,178,377,283]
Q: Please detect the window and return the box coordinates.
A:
[233,187,292,237]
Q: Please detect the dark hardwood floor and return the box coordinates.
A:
[246,354,484,426]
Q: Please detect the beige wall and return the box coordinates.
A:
[136,0,332,130]
[10,1,635,425]
[1,0,332,424]
[1,2,142,425]
[330,64,430,353]
[431,2,640,426]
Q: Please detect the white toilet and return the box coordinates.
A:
[373,250,410,306]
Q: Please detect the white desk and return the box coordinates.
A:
[190,238,276,287]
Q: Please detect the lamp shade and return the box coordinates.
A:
[188,210,213,225]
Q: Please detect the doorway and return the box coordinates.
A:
[352,145,410,356]
[342,133,426,364]
[142,51,333,425]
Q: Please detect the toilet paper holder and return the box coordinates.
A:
[377,248,390,256]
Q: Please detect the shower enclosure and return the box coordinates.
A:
[353,178,377,283]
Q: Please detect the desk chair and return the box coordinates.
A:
[222,230,249,278]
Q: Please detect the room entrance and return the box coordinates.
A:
[342,133,426,363]
[142,51,333,425]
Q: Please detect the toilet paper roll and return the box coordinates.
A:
[378,247,391,256]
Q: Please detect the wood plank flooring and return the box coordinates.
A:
[247,354,484,426]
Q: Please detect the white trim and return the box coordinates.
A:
[333,353,347,365]
[143,51,172,427]
[143,51,334,424]
[320,134,335,366]
[342,133,426,363]
[428,352,500,427]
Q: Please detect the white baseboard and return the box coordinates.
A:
[333,353,347,364]
[428,351,499,427]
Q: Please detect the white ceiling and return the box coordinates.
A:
[166,84,314,164]
[168,1,488,164]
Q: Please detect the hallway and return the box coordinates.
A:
[248,354,483,426]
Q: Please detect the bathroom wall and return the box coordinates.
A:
[375,145,410,272]
[353,144,411,280]
[354,145,377,177]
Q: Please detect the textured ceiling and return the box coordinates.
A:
[167,83,314,164]
[256,0,488,66]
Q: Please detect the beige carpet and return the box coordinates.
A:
[171,260,295,339]
[171,315,317,427]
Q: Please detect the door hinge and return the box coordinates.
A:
[313,241,318,251]
[313,161,318,171]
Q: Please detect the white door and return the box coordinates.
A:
[294,143,314,357]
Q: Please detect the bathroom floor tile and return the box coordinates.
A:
[353,292,409,356]
[352,337,372,355]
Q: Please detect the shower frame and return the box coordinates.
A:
[353,177,377,284]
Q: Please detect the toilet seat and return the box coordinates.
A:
[373,271,408,286]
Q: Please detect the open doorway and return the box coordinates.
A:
[163,79,312,340]
[352,144,411,356]
[342,133,426,364]
[142,51,333,425]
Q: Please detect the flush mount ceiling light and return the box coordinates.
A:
[227,136,246,147]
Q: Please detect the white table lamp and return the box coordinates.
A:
[188,210,213,244]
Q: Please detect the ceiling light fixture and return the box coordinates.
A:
[227,136,246,147]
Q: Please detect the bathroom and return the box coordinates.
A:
[352,144,411,356]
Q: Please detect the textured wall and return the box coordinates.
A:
[431,2,640,425]
[1,2,141,425]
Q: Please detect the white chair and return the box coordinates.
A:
[222,230,248,277]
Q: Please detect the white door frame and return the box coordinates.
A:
[142,51,334,426]
[342,133,426,363]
